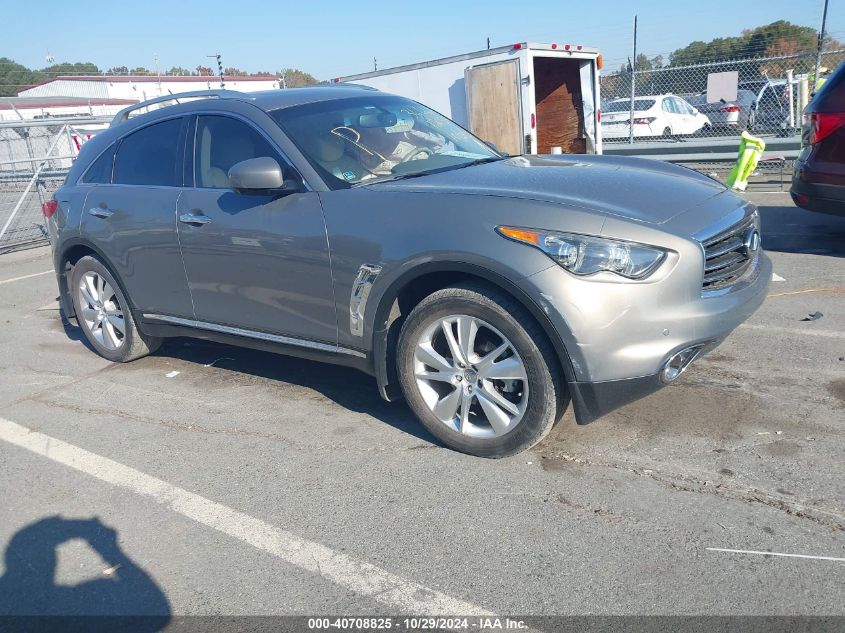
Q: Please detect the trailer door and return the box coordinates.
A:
[464,59,523,155]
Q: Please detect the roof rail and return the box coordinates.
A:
[110,90,248,127]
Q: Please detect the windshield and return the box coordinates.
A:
[604,99,656,113]
[271,95,501,187]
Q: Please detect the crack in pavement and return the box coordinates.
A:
[539,452,845,531]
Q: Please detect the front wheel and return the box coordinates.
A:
[397,283,566,458]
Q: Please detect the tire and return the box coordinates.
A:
[397,282,567,458]
[70,255,161,362]
[661,127,672,140]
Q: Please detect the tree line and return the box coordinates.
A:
[0,59,317,97]
[602,20,844,99]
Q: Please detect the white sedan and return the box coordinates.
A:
[601,94,711,140]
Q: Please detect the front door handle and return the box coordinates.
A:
[88,207,114,219]
[179,212,212,226]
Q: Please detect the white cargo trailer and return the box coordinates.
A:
[333,42,602,156]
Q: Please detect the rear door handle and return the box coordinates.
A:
[88,207,114,219]
[179,212,212,226]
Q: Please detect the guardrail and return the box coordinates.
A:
[604,135,801,157]
[604,135,799,192]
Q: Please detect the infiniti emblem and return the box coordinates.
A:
[743,228,761,255]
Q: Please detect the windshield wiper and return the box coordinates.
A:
[452,156,507,170]
[359,156,506,186]
[356,171,433,186]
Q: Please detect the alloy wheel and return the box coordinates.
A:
[77,271,126,350]
[413,315,529,438]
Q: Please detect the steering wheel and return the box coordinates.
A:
[400,146,434,163]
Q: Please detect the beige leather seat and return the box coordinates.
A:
[305,133,365,182]
[198,124,258,188]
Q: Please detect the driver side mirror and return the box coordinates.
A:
[228,157,301,195]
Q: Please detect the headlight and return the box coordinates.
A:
[497,226,667,279]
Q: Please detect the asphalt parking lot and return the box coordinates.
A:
[0,192,843,620]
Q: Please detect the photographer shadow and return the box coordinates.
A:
[0,516,170,632]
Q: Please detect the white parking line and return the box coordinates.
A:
[0,416,491,615]
[707,548,845,563]
[0,270,53,286]
[739,323,845,340]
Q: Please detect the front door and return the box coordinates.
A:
[177,114,337,346]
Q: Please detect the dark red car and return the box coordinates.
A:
[791,62,845,215]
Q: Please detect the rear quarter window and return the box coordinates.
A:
[81,145,115,184]
[113,118,183,187]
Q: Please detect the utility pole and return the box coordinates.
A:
[154,54,161,94]
[813,0,830,91]
[487,37,490,50]
[374,57,378,72]
[628,15,638,145]
[208,53,225,89]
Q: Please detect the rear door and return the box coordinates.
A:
[81,116,194,318]
[176,114,336,346]
[465,59,523,155]
[673,97,698,134]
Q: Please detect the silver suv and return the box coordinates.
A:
[46,86,770,458]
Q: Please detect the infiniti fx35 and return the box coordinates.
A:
[46,86,770,457]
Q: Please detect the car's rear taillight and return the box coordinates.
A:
[42,199,58,219]
[805,112,845,145]
[720,105,741,113]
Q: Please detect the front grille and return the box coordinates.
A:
[700,214,758,292]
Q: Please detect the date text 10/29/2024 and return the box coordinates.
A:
[307,617,529,630]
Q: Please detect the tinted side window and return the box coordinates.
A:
[82,145,115,184]
[661,98,674,113]
[759,87,782,111]
[195,116,279,188]
[114,118,183,186]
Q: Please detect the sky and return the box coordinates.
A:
[5,0,844,80]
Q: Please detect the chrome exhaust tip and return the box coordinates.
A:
[660,344,705,384]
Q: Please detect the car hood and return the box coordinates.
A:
[367,154,728,225]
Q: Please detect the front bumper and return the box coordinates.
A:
[520,250,772,424]
[567,338,723,424]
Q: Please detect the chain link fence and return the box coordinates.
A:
[600,49,845,144]
[599,49,845,191]
[0,118,108,253]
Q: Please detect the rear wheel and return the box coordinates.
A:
[397,283,566,458]
[70,255,161,363]
[661,127,672,139]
